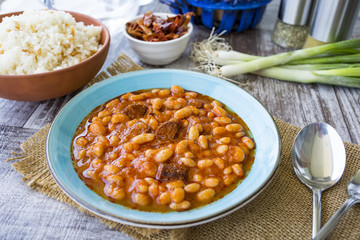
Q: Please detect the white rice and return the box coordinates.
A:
[0,10,102,75]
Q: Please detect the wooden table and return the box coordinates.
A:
[1,0,359,239]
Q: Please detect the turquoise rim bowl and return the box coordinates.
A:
[46,69,281,229]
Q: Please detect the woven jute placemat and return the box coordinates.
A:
[8,54,360,239]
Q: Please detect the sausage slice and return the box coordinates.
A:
[156,121,180,140]
[156,163,187,181]
[123,104,148,119]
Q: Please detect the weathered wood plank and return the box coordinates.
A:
[23,92,78,130]
[0,99,39,128]
[334,87,360,144]
[0,126,36,159]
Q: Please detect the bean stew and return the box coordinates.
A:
[71,85,255,212]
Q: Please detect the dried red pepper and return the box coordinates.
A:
[126,11,195,42]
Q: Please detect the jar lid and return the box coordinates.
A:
[279,0,313,25]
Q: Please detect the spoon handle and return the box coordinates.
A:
[313,198,357,240]
[312,189,322,238]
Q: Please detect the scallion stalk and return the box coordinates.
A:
[253,67,360,88]
[313,67,360,77]
[282,64,360,70]
[289,53,360,64]
[191,33,360,88]
[327,48,360,55]
[220,38,360,77]
[212,50,260,61]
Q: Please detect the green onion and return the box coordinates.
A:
[313,67,360,77]
[327,48,360,55]
[288,53,360,64]
[254,67,360,88]
[282,64,360,70]
[219,38,360,77]
[191,33,360,88]
[212,50,260,61]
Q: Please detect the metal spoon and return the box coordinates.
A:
[313,168,360,240]
[291,122,346,238]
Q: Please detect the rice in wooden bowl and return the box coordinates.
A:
[0,10,110,101]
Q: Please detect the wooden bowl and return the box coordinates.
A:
[0,11,110,101]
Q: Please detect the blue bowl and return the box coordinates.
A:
[160,0,272,33]
[46,69,281,228]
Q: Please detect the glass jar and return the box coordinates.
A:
[272,19,309,49]
[272,0,313,49]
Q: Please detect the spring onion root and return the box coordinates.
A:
[191,33,360,88]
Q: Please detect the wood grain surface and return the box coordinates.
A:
[1,0,359,239]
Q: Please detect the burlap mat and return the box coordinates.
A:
[8,54,360,240]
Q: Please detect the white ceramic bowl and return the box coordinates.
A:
[124,12,193,65]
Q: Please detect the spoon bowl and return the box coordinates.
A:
[314,169,360,240]
[291,122,346,238]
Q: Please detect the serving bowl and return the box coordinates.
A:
[0,10,110,101]
[124,13,193,66]
[46,69,281,228]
